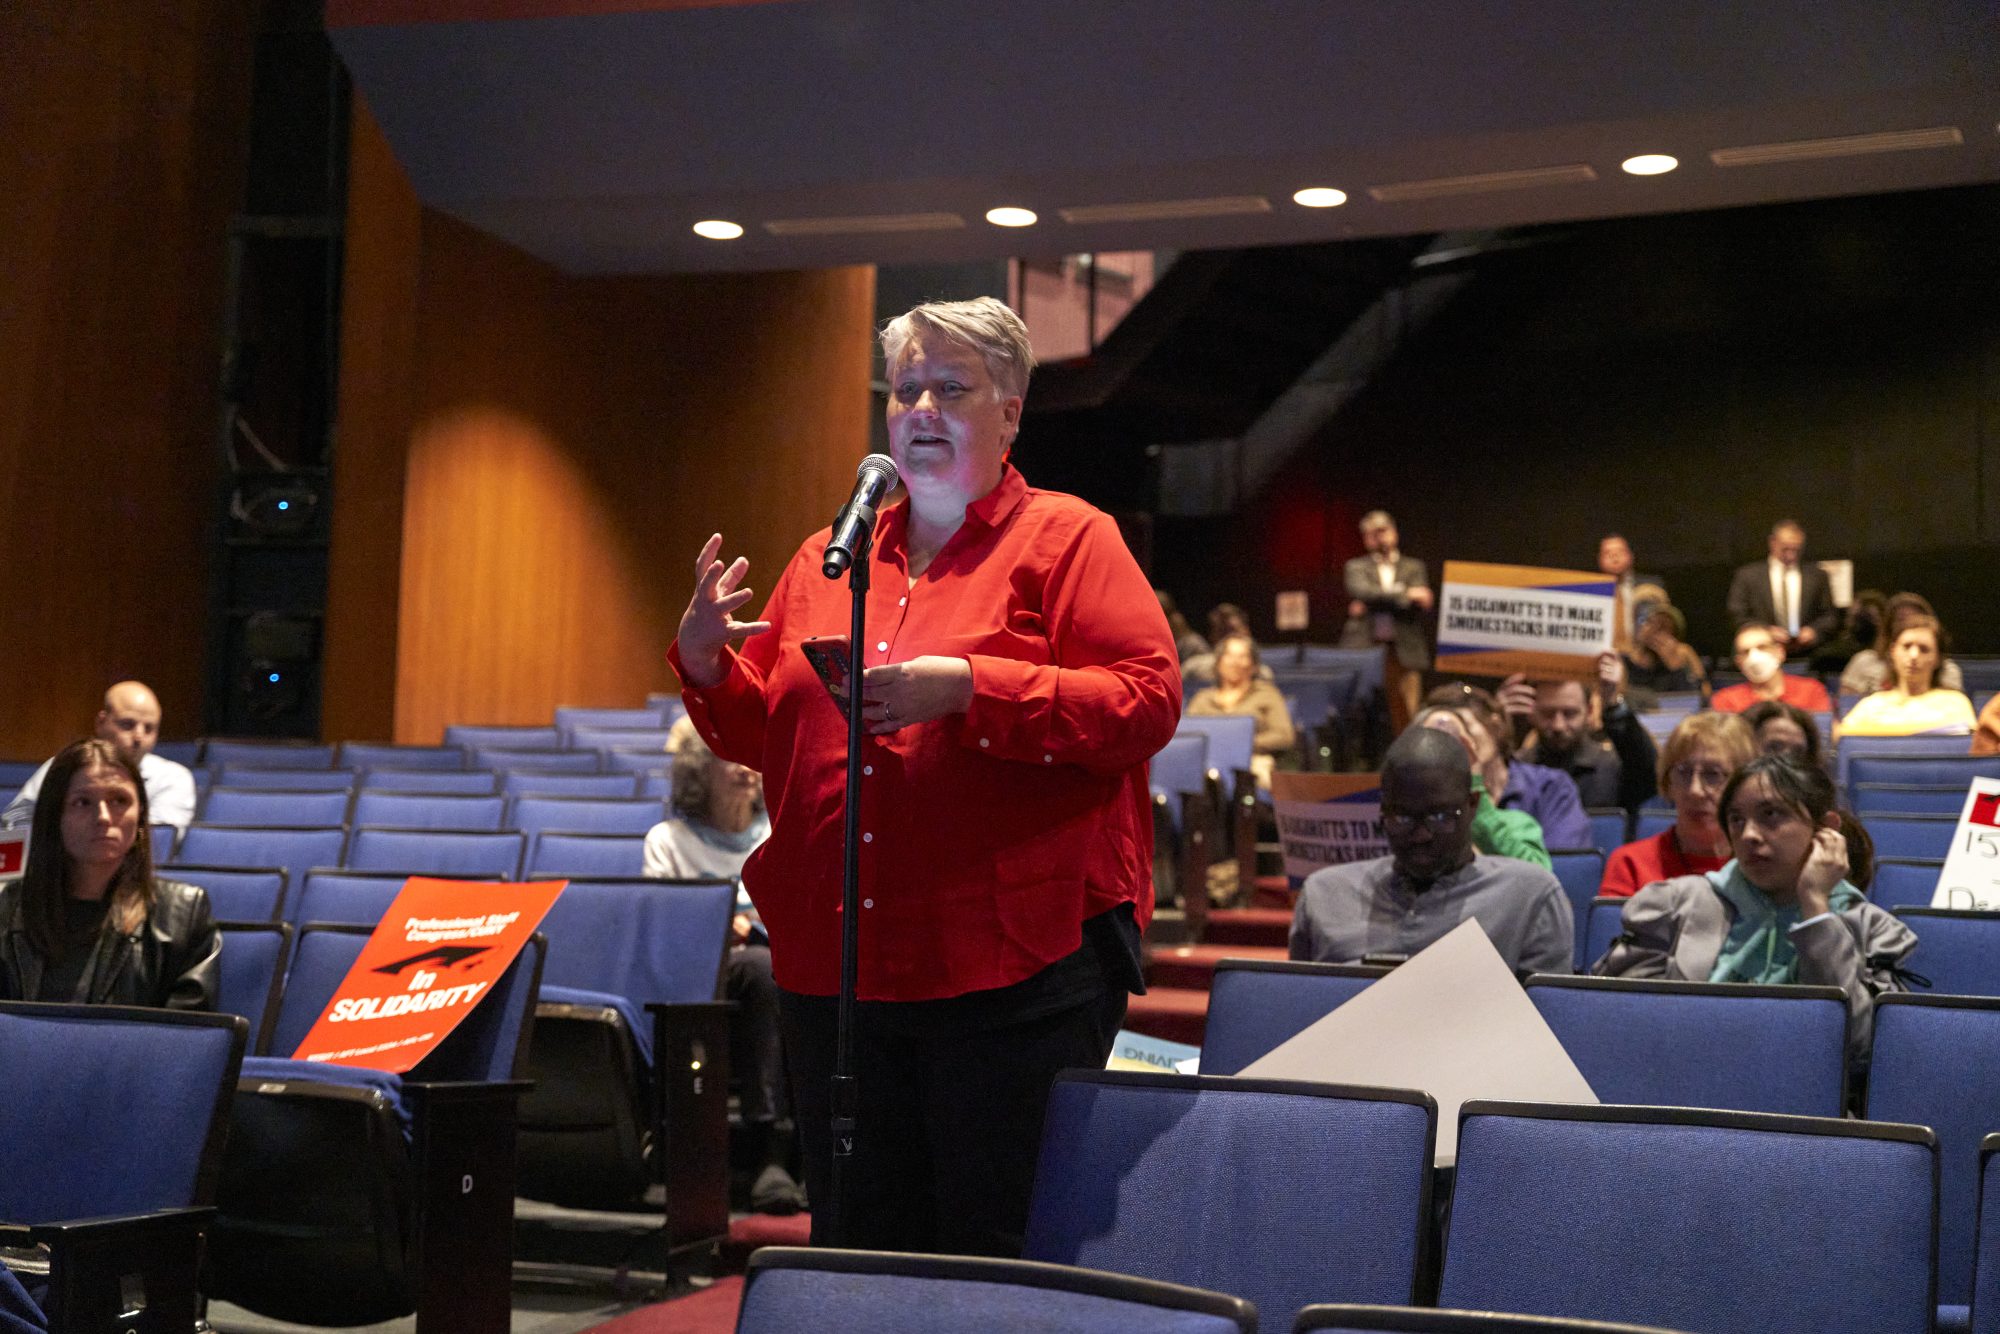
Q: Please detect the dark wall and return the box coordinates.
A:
[1152,185,2000,658]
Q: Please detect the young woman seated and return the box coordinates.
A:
[0,738,218,1008]
[1835,615,1977,739]
[1185,634,1296,789]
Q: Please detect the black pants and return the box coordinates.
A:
[726,943,786,1124]
[779,983,1126,1257]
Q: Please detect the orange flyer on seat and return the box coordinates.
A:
[289,876,566,1072]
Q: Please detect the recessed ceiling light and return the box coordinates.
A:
[1292,187,1348,208]
[692,219,744,240]
[984,206,1038,228]
[1621,154,1679,176]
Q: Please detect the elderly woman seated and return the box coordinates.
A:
[1600,712,1756,899]
[1185,633,1296,789]
[1835,614,1977,739]
[1594,754,1915,1065]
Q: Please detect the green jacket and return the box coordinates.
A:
[1469,775,1550,869]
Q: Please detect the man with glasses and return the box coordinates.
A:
[1289,727,1573,974]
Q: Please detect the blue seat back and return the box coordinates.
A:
[1870,859,1943,909]
[215,766,357,792]
[0,1003,246,1221]
[350,791,507,831]
[1201,960,1387,1076]
[293,869,413,927]
[471,745,600,773]
[443,724,562,751]
[1894,909,2000,994]
[536,878,733,1005]
[1582,897,1625,970]
[645,693,690,724]
[172,865,288,922]
[1151,733,1209,798]
[337,742,466,770]
[602,747,671,775]
[202,740,336,769]
[1633,809,1674,841]
[147,822,176,860]
[1868,995,2000,1307]
[526,831,647,878]
[1868,816,1957,861]
[638,772,670,799]
[1546,849,1606,970]
[1848,755,2000,789]
[345,827,523,878]
[1837,737,1985,794]
[1852,785,1969,817]
[172,824,347,890]
[554,706,669,732]
[1442,1103,1936,1334]
[1277,674,1344,733]
[1586,808,1630,857]
[508,796,664,835]
[1177,716,1255,781]
[1526,977,1847,1116]
[360,767,497,794]
[1296,1310,1692,1333]
[1024,1072,1435,1330]
[501,771,639,799]
[0,760,38,786]
[151,741,202,768]
[738,1248,1255,1334]
[1976,1136,2000,1334]
[202,787,352,827]
[216,922,292,1054]
[566,726,675,753]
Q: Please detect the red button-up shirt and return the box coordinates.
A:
[670,465,1180,1001]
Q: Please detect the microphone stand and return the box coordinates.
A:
[827,522,870,1247]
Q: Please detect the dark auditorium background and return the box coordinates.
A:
[4,5,1997,758]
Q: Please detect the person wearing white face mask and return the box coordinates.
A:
[1710,625,1833,715]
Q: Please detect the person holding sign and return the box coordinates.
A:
[670,297,1178,1257]
[0,739,218,1008]
[1595,755,1914,1063]
[1290,728,1571,975]
[1835,616,1977,740]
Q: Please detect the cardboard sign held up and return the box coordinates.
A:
[1240,919,1597,1166]
[1436,561,1613,682]
[290,877,565,1072]
[1932,778,2000,910]
[1271,772,1386,890]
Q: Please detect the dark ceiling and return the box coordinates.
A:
[330,0,2000,275]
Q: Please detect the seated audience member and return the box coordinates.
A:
[1974,694,2000,757]
[1597,533,1667,653]
[1186,634,1296,789]
[1181,602,1274,687]
[1594,755,1915,1063]
[1725,519,1839,650]
[1709,625,1833,715]
[1622,602,1709,701]
[2,681,196,829]
[1413,706,1551,869]
[641,730,803,1214]
[1813,587,1886,677]
[1290,727,1572,974]
[1155,589,1209,664]
[1836,615,1977,739]
[1502,652,1660,815]
[0,739,218,1008]
[1600,713,1756,898]
[1838,592,1964,696]
[1425,683,1591,851]
[1741,699,1827,771]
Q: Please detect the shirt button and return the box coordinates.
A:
[1043,754,1053,763]
[862,832,873,843]
[863,765,873,776]
[898,597,907,606]
[979,738,990,748]
[875,640,888,652]
[863,898,874,909]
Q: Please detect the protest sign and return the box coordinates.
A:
[1435,561,1614,681]
[1932,778,2000,910]
[1107,1029,1201,1076]
[290,876,565,1072]
[1272,772,1386,889]
[0,827,25,879]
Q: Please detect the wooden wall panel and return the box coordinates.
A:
[0,5,257,757]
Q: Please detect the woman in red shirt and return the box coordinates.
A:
[671,297,1180,1257]
[1599,712,1757,898]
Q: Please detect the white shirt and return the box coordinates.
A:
[1768,559,1802,635]
[1374,554,1401,591]
[2,752,198,829]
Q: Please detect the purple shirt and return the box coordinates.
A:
[1497,760,1592,850]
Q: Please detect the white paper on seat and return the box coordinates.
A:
[1238,918,1597,1165]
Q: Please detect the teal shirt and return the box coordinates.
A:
[1706,861,1864,985]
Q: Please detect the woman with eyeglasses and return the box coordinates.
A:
[1599,712,1756,899]
[1594,755,1914,1063]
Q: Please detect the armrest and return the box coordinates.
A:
[4,1207,212,1333]
[400,1079,531,1106]
[6,1206,213,1247]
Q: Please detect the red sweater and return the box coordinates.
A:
[1600,827,1729,899]
[1711,674,1832,714]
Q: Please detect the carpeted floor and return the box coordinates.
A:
[576,1277,744,1334]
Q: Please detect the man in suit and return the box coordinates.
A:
[1597,534,1666,654]
[1338,510,1430,728]
[1725,520,1839,652]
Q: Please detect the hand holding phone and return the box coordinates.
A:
[802,635,853,720]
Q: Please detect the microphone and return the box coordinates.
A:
[822,454,899,579]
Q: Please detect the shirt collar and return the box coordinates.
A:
[876,463,1027,568]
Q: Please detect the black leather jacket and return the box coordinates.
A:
[0,879,220,1010]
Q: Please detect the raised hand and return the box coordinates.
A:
[1795,825,1850,917]
[677,534,771,689]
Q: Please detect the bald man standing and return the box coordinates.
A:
[3,682,197,829]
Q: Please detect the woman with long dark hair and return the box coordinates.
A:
[0,738,218,1008]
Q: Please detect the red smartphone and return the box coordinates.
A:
[801,634,853,720]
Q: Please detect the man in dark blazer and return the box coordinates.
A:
[1338,509,1430,727]
[1725,519,1839,652]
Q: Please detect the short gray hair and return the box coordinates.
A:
[879,297,1036,399]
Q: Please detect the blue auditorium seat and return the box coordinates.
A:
[1836,737,1983,796]
[0,761,39,787]
[148,822,177,861]
[152,740,203,767]
[508,795,665,836]
[554,706,670,732]
[443,724,562,751]
[202,740,337,769]
[1867,995,2000,1329]
[1582,897,1625,971]
[1201,959,1388,1076]
[336,741,467,770]
[499,770,639,799]
[1633,809,1674,841]
[524,831,647,878]
[202,787,352,827]
[1868,815,1958,861]
[349,790,507,831]
[1852,784,1972,817]
[737,1247,1257,1334]
[638,772,671,799]
[1151,732,1209,833]
[1547,849,1606,970]
[1974,1135,2000,1334]
[290,868,424,928]
[565,725,676,753]
[1848,754,2000,789]
[357,767,499,794]
[1024,1071,1435,1332]
[1870,859,1944,909]
[1441,1101,1936,1334]
[1586,808,1630,857]
[214,921,292,1054]
[171,865,288,922]
[1297,1307,1693,1333]
[1525,976,1847,1116]
[470,744,602,773]
[1893,909,2000,994]
[172,824,347,893]
[345,827,523,878]
[214,765,357,791]
[602,747,672,774]
[1177,715,1256,787]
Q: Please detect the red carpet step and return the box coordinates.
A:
[1201,906,1294,949]
[1146,942,1290,992]
[1123,985,1208,1046]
